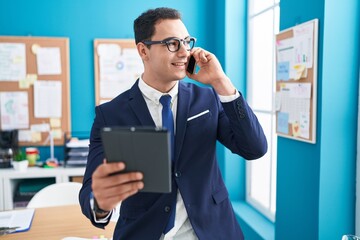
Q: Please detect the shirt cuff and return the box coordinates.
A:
[92,209,113,223]
[90,192,113,223]
[218,90,240,103]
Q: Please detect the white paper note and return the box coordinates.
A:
[276,38,297,80]
[98,44,143,99]
[293,21,314,68]
[34,80,62,118]
[36,47,62,75]
[0,43,26,81]
[280,83,311,123]
[0,91,29,130]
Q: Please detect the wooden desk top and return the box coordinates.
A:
[2,205,115,240]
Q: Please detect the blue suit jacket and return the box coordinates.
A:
[79,80,267,240]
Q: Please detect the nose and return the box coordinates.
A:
[177,41,189,56]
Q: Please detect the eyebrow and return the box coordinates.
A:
[162,36,191,41]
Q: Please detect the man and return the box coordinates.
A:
[79,7,267,240]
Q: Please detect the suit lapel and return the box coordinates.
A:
[175,82,190,162]
[128,80,190,163]
[128,80,156,127]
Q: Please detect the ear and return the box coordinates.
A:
[137,42,149,61]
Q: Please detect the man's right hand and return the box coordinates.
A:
[91,160,144,213]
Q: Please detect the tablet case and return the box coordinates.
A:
[101,127,171,193]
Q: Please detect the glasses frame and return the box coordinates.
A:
[142,37,196,52]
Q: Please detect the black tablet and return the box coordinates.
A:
[101,126,171,193]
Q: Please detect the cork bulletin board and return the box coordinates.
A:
[275,19,319,144]
[0,36,71,146]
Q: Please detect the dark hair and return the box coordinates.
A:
[134,7,182,44]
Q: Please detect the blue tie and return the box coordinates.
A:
[159,95,175,233]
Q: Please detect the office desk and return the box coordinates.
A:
[2,205,116,240]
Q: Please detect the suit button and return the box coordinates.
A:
[165,206,171,212]
[175,171,181,177]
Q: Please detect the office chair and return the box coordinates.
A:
[27,182,82,208]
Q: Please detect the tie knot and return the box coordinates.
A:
[159,95,172,108]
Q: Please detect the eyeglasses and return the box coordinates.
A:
[142,37,196,52]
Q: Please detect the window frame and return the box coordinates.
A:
[245,0,280,222]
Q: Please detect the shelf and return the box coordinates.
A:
[0,166,85,210]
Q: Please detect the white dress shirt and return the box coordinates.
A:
[138,77,197,239]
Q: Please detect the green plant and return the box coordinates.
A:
[13,150,26,162]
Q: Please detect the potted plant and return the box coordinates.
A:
[12,150,29,172]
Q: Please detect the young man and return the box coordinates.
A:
[79,7,267,240]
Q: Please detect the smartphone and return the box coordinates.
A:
[186,55,196,74]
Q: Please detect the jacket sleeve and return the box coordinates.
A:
[216,90,268,160]
[79,106,110,228]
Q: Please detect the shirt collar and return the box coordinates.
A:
[138,76,179,104]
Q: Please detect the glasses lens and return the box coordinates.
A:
[166,39,180,52]
[187,38,195,50]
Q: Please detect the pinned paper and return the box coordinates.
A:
[0,92,29,130]
[277,112,289,134]
[31,131,42,142]
[97,44,121,57]
[292,122,300,137]
[290,83,311,99]
[98,44,143,99]
[277,62,290,81]
[34,80,62,118]
[292,64,307,80]
[19,74,37,89]
[300,112,310,139]
[0,43,26,81]
[36,47,62,75]
[50,118,61,128]
[31,123,50,132]
[51,129,62,139]
[293,21,314,68]
[27,74,37,84]
[19,79,30,89]
[275,92,281,111]
[18,130,32,142]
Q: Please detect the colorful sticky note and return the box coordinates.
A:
[51,129,62,139]
[50,118,61,128]
[277,112,289,134]
[277,61,290,81]
[292,64,307,80]
[292,122,300,137]
[31,131,42,142]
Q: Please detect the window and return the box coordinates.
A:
[246,0,280,221]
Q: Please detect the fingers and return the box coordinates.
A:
[111,171,144,186]
[191,47,211,63]
[91,161,144,210]
[93,162,126,178]
[95,181,144,211]
[92,162,144,190]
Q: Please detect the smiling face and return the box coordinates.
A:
[137,19,191,92]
